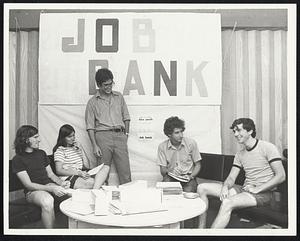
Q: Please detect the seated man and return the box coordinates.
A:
[12,125,70,229]
[157,116,201,193]
[197,118,286,228]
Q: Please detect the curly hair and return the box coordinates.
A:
[230,118,256,138]
[53,124,75,154]
[95,68,114,87]
[14,125,38,155]
[163,116,185,136]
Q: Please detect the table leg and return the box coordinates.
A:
[68,217,78,228]
[167,222,180,229]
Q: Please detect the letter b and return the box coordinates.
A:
[133,19,155,52]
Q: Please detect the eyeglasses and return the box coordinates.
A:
[102,81,114,87]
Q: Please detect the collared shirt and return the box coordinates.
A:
[85,90,130,131]
[157,137,201,181]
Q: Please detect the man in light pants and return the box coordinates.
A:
[85,68,131,187]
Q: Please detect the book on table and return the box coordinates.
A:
[156,181,183,195]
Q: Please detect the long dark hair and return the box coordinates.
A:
[53,124,75,154]
[14,125,38,155]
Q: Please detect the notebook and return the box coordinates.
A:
[87,163,104,176]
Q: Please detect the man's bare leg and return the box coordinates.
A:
[211,192,257,228]
[197,182,223,228]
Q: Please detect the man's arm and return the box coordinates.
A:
[124,120,130,135]
[87,129,102,157]
[247,161,286,194]
[160,166,168,177]
[157,144,168,177]
[223,166,240,189]
[45,165,64,185]
[219,166,240,201]
[16,170,66,196]
[189,161,201,179]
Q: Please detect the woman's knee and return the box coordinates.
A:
[83,178,95,189]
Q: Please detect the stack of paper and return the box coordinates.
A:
[72,189,95,204]
[109,200,124,215]
[156,182,183,195]
[91,189,110,216]
[122,202,167,215]
[119,180,148,189]
[64,201,95,215]
[109,199,167,216]
[101,185,120,200]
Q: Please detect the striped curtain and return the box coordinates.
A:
[9,31,39,159]
[8,29,287,158]
[221,30,287,155]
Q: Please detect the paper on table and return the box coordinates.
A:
[72,189,94,204]
[109,200,167,215]
[87,163,104,176]
[123,204,167,215]
[92,189,110,216]
[64,201,94,215]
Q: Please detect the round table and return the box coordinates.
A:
[60,194,207,229]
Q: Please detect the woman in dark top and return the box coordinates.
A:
[12,125,70,228]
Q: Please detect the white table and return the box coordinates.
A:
[60,194,207,229]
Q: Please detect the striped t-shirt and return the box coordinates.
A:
[54,145,83,171]
[233,139,281,188]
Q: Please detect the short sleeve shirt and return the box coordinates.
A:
[85,90,130,131]
[12,149,52,186]
[233,139,281,187]
[54,145,83,171]
[157,137,201,181]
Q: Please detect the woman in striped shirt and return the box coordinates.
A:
[53,124,110,189]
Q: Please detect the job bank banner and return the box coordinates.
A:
[38,12,222,184]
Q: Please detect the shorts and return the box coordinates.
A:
[25,184,69,210]
[65,175,80,188]
[232,185,273,207]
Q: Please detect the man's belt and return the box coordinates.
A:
[100,128,124,132]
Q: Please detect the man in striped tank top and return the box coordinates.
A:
[197,118,286,228]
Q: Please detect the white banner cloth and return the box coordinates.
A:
[38,12,222,184]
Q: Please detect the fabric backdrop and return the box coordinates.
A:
[37,12,222,184]
[9,28,287,165]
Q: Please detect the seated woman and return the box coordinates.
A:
[11,125,70,229]
[53,124,109,189]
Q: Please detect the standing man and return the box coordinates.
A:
[197,118,286,228]
[85,68,131,185]
[157,116,201,193]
